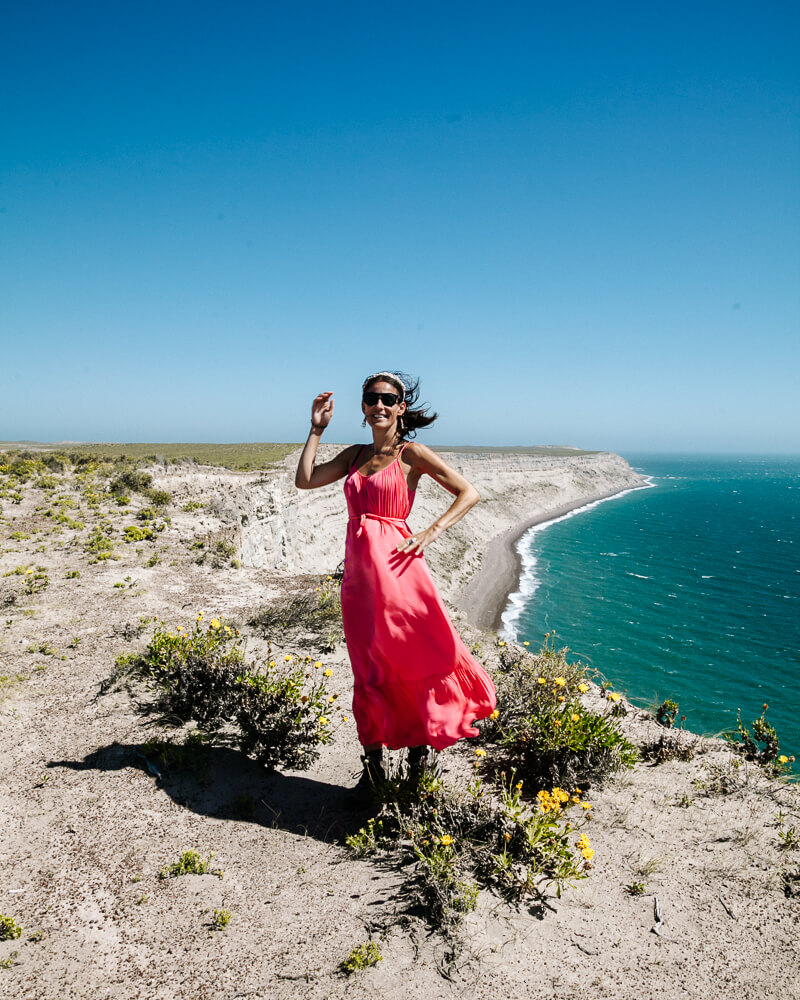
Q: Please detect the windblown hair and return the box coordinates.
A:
[362,370,438,439]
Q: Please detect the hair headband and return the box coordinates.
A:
[362,372,406,400]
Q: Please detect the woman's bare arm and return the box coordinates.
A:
[396,442,479,553]
[295,391,358,489]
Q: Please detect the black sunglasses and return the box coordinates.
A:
[362,391,402,406]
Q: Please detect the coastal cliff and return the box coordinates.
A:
[171,447,646,629]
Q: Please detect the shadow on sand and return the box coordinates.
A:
[48,742,372,843]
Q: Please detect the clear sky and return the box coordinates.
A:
[2,1,798,453]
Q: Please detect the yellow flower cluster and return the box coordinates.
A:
[474,747,487,759]
[439,834,453,846]
[575,833,594,861]
[489,709,500,720]
[536,787,570,813]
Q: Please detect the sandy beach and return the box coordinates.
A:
[1,448,798,999]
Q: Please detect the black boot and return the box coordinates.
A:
[407,745,435,784]
[345,748,386,809]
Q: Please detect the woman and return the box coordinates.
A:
[295,371,496,796]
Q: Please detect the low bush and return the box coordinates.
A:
[483,638,637,790]
[109,469,153,496]
[339,941,382,975]
[158,850,223,880]
[345,768,592,948]
[726,704,795,778]
[498,702,638,790]
[0,914,22,940]
[121,616,335,770]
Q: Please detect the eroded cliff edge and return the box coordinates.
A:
[169,448,646,631]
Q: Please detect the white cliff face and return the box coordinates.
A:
[160,448,645,614]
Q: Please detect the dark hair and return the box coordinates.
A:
[362,370,438,439]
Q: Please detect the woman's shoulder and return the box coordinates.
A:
[401,440,434,461]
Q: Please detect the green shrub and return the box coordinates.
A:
[346,769,591,942]
[484,640,637,790]
[123,525,157,543]
[726,705,795,777]
[85,527,115,562]
[123,617,335,770]
[158,850,223,880]
[109,469,153,496]
[655,699,679,728]
[145,488,171,507]
[0,915,22,940]
[339,941,382,975]
[499,701,638,790]
[182,501,205,512]
[211,908,231,930]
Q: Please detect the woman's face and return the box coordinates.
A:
[362,379,406,430]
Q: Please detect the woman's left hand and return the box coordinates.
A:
[395,524,443,556]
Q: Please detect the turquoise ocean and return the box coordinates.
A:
[501,455,800,757]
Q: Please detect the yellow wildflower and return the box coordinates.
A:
[537,677,546,685]
[474,747,487,758]
[558,696,565,702]
[571,713,580,722]
[779,755,789,764]
[489,709,500,720]
[580,802,592,810]
[328,695,336,704]
[554,677,566,687]
[523,640,530,646]
[504,832,512,841]
[607,692,620,702]
[515,781,523,791]
[284,655,292,662]
[224,626,232,635]
[578,683,588,693]
[318,716,329,726]
[341,715,349,722]
[313,661,323,669]
[553,788,570,803]
[440,834,453,846]
[210,618,221,629]
[269,660,276,668]
[498,640,506,647]
[324,668,332,677]
[553,719,562,727]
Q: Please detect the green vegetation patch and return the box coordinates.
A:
[158,850,223,880]
[481,637,637,790]
[339,941,382,975]
[116,615,336,770]
[15,442,300,470]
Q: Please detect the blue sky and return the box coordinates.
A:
[2,1,798,452]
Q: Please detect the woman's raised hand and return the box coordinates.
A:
[311,391,335,429]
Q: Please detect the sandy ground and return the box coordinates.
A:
[1,453,798,999]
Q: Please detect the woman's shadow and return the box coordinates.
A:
[48,741,372,843]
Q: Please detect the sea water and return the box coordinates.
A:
[502,455,800,757]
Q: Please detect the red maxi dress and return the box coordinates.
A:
[340,445,496,751]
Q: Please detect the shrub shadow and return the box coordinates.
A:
[47,742,372,843]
